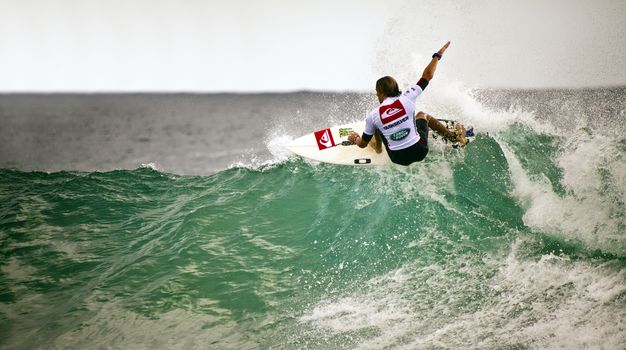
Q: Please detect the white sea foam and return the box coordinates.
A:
[298,238,626,349]
[266,134,296,161]
[419,80,536,135]
[299,296,410,334]
[501,128,625,254]
[227,129,299,171]
[140,162,162,171]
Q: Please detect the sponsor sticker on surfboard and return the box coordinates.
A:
[314,128,336,150]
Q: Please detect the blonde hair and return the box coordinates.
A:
[376,76,401,97]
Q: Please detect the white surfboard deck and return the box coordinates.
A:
[285,120,473,166]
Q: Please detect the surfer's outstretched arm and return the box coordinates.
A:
[420,41,450,82]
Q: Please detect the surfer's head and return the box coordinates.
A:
[376,76,401,102]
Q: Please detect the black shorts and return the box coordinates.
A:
[387,118,429,166]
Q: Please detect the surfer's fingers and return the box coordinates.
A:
[439,41,451,53]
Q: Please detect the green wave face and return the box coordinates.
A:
[1,123,625,349]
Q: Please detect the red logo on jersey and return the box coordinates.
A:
[314,128,336,150]
[379,99,407,125]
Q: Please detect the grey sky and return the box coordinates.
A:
[0,0,624,92]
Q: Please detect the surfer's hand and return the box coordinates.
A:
[348,132,359,143]
[438,41,450,55]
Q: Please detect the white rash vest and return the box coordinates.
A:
[363,84,424,151]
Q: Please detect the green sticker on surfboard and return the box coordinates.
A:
[339,128,353,137]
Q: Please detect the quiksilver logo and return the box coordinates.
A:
[319,129,332,147]
[314,128,335,150]
[381,107,403,119]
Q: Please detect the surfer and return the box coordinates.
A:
[348,41,464,166]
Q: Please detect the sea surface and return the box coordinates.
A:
[1,86,625,349]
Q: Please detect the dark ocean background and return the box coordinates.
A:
[1,86,625,349]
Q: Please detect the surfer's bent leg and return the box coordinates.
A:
[420,112,454,139]
[413,114,429,162]
[416,119,429,145]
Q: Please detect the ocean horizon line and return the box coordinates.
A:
[0,85,624,96]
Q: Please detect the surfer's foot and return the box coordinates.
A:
[422,112,469,146]
[448,124,468,146]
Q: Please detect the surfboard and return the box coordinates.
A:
[285,119,474,166]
